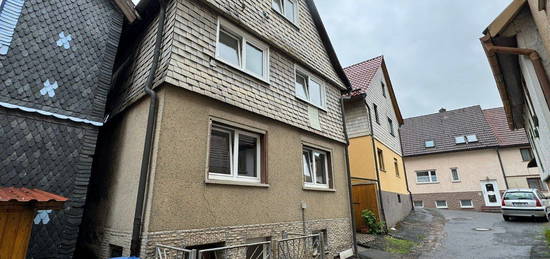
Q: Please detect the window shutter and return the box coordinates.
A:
[209,129,232,174]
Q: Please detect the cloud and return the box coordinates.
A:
[315,0,512,118]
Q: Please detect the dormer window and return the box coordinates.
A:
[272,0,298,24]
[455,134,478,144]
[425,140,435,148]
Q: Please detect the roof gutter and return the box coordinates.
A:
[130,0,166,256]
[481,36,550,127]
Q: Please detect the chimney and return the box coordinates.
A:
[439,108,446,113]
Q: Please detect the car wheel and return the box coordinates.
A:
[503,215,511,221]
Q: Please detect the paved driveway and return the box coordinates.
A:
[420,209,550,259]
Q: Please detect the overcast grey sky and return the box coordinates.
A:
[315,0,512,118]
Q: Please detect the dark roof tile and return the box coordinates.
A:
[483,107,529,147]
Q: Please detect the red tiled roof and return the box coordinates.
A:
[343,56,383,96]
[0,187,68,203]
[483,107,529,147]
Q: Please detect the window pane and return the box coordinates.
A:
[218,29,240,66]
[436,200,447,207]
[504,191,535,200]
[430,171,438,182]
[413,201,423,207]
[455,136,466,144]
[303,151,313,183]
[425,140,435,148]
[238,134,257,177]
[451,169,459,181]
[314,152,327,184]
[521,148,532,161]
[466,134,478,142]
[460,200,472,207]
[309,79,322,107]
[209,128,232,174]
[416,171,429,182]
[295,73,308,99]
[284,0,295,22]
[272,0,282,12]
[245,43,264,76]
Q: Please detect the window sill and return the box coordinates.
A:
[416,181,439,185]
[436,207,448,209]
[303,186,336,192]
[451,180,461,183]
[205,179,269,188]
[460,207,474,209]
[212,57,271,85]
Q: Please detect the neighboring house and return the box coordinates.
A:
[480,0,550,187]
[0,0,136,258]
[401,106,544,211]
[343,56,412,229]
[81,0,354,258]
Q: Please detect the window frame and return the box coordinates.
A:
[216,18,270,83]
[302,144,333,190]
[450,168,460,182]
[388,117,394,136]
[435,200,448,209]
[381,81,387,98]
[373,104,380,124]
[377,148,385,171]
[413,200,424,208]
[416,170,437,184]
[394,158,400,177]
[520,148,533,162]
[425,140,435,148]
[455,134,478,144]
[294,66,327,110]
[459,199,473,208]
[206,119,267,186]
[272,0,299,25]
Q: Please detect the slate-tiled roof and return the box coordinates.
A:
[344,56,383,96]
[400,105,499,157]
[483,107,529,147]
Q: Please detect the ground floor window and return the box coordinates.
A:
[435,200,448,208]
[302,146,332,189]
[460,199,473,208]
[413,200,424,208]
[527,177,546,191]
[246,237,270,259]
[109,245,123,257]
[312,229,329,250]
[186,242,225,259]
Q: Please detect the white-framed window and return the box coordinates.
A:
[520,148,534,161]
[435,200,448,208]
[388,117,394,136]
[413,200,424,208]
[272,0,298,24]
[394,158,399,177]
[416,170,437,183]
[377,149,385,171]
[295,67,326,109]
[208,122,262,183]
[455,134,478,144]
[246,237,270,259]
[303,146,331,189]
[425,140,435,148]
[460,199,473,208]
[216,18,270,82]
[451,168,460,182]
[312,229,328,248]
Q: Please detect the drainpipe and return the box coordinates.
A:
[365,103,388,231]
[340,96,358,256]
[130,0,166,256]
[483,42,550,109]
[496,147,510,189]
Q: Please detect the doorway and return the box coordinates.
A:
[480,180,501,206]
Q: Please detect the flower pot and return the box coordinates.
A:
[359,226,370,234]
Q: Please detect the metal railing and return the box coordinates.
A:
[154,232,324,259]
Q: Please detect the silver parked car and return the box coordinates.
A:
[501,189,550,221]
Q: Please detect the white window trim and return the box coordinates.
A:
[450,167,460,182]
[416,170,438,184]
[303,147,330,189]
[294,65,327,110]
[413,200,424,208]
[435,200,448,209]
[459,200,474,208]
[216,17,270,83]
[207,122,262,184]
[272,0,299,25]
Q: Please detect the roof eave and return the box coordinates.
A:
[380,59,404,125]
[112,0,140,23]
[484,0,527,37]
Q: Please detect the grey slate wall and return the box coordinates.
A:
[344,98,371,138]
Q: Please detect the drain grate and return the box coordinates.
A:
[473,227,491,231]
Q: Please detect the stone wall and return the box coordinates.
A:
[412,191,486,211]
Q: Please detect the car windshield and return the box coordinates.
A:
[503,192,535,200]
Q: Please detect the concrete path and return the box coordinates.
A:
[420,209,550,259]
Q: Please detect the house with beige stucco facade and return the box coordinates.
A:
[401,106,544,211]
[77,0,355,258]
[480,0,550,188]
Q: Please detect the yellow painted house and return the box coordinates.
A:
[343,56,412,228]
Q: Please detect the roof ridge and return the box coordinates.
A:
[344,55,384,71]
[404,105,482,120]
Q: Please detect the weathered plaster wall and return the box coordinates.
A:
[344,98,371,138]
[380,190,411,228]
[404,149,507,194]
[375,139,409,195]
[146,86,351,232]
[348,135,377,180]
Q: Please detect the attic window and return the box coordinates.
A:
[425,140,435,148]
[466,134,478,143]
[272,0,298,25]
[455,136,466,144]
[455,135,478,144]
[381,81,387,98]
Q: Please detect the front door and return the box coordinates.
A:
[480,180,501,206]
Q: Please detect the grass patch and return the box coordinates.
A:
[384,236,416,254]
[545,228,550,247]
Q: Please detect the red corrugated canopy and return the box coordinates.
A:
[0,187,68,205]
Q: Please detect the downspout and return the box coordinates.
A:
[365,103,388,231]
[130,0,166,256]
[340,96,358,256]
[496,147,510,189]
[483,43,550,110]
[399,137,414,210]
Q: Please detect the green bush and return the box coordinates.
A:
[361,209,386,234]
[545,228,550,247]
